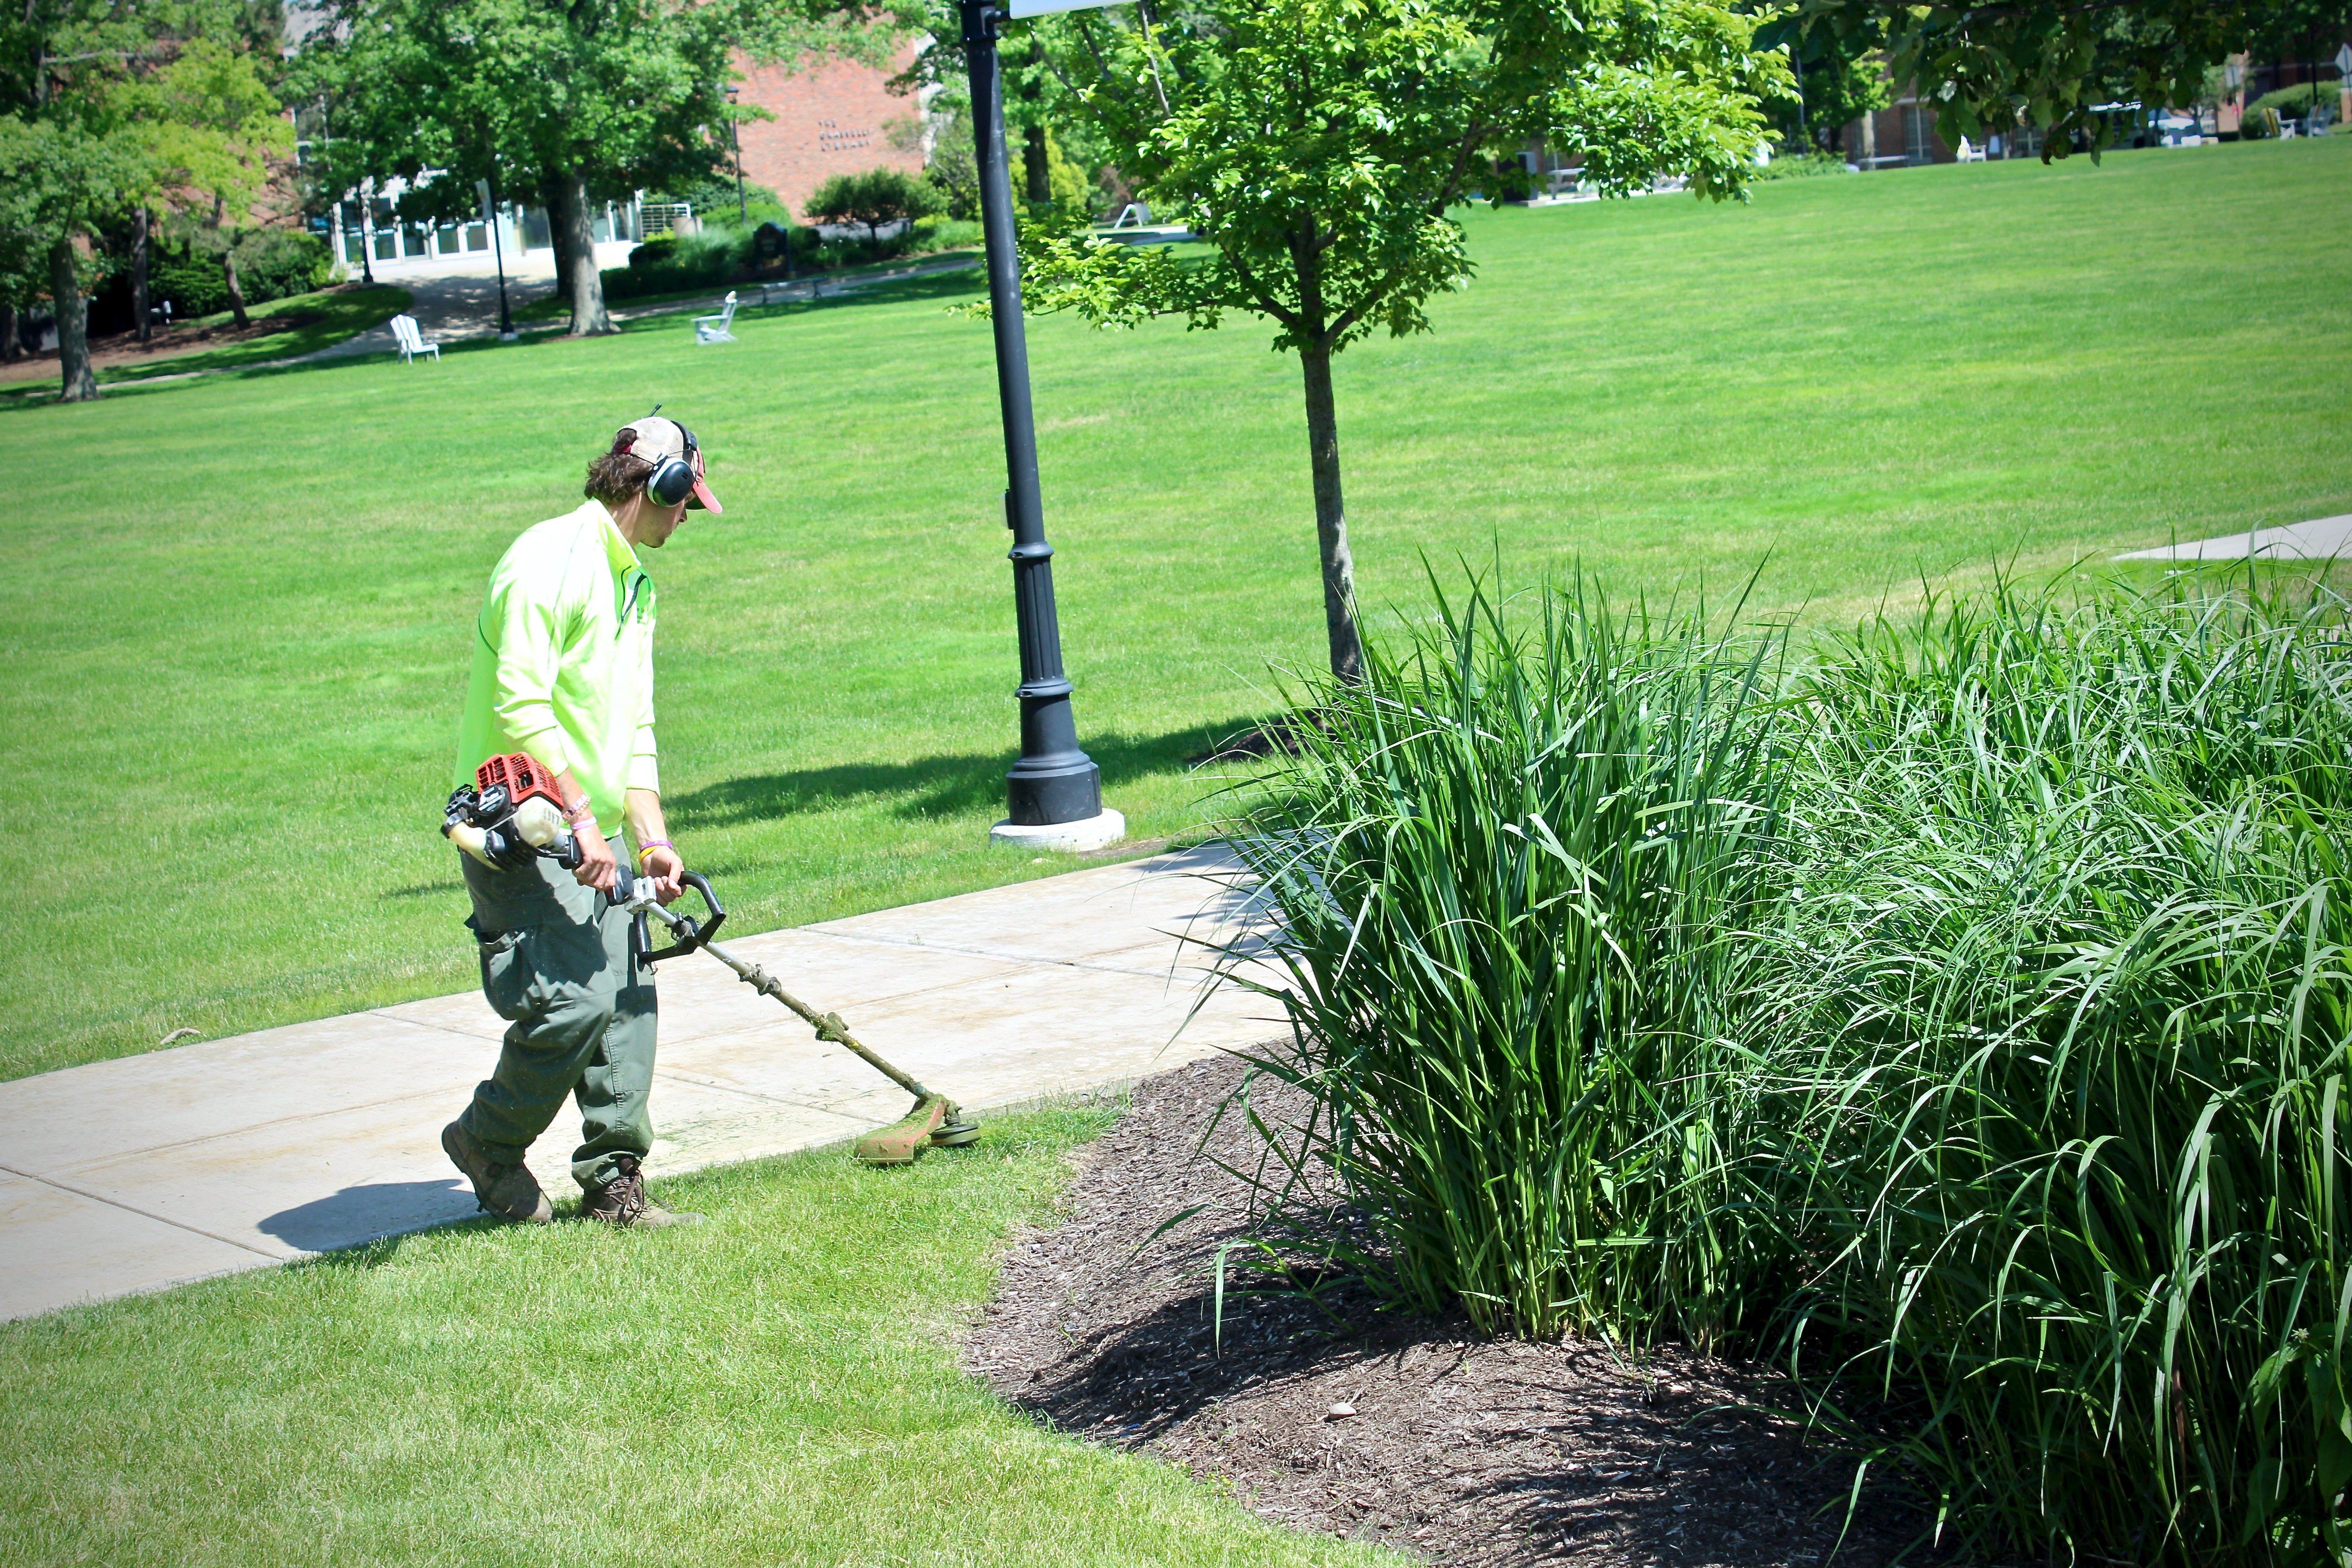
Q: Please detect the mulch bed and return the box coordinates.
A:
[966,1055,1972,1567]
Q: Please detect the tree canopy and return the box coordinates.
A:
[1788,0,2352,158]
[133,38,293,326]
[1007,0,1788,679]
[300,0,891,335]
[0,1,286,398]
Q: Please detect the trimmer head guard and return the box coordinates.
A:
[854,1093,981,1165]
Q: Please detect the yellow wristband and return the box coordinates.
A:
[636,839,673,866]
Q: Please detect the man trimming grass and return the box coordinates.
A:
[440,414,719,1229]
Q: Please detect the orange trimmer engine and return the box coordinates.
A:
[441,752,582,870]
[475,752,564,814]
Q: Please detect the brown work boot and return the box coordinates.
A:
[441,1120,553,1224]
[579,1153,702,1229]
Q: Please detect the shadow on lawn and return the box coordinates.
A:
[665,715,1271,830]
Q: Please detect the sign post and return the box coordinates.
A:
[961,0,1127,850]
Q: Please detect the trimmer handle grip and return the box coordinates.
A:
[646,871,725,964]
[610,861,651,962]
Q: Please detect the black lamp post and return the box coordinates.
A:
[479,172,517,341]
[726,85,749,227]
[358,182,376,286]
[960,0,1114,843]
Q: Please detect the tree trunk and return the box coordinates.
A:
[0,304,19,363]
[1023,39,1050,203]
[221,245,250,329]
[548,170,614,336]
[132,207,151,344]
[50,238,98,402]
[1023,124,1050,204]
[1298,343,1362,684]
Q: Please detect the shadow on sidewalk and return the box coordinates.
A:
[665,716,1272,830]
[259,1178,479,1253]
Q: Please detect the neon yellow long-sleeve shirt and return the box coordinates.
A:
[455,499,657,823]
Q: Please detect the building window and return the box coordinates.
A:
[1903,104,1935,164]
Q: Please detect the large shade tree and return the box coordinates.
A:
[302,0,885,337]
[1792,0,2352,157]
[1012,0,1788,682]
[0,1,170,401]
[0,1,284,397]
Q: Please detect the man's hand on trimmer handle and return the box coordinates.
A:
[571,829,618,893]
[639,843,685,903]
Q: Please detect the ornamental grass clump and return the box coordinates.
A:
[1758,579,2352,1565]
[1222,575,1790,1342]
[1225,569,2352,1563]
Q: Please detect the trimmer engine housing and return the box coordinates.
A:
[443,753,581,869]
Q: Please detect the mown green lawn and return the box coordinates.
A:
[0,284,415,396]
[0,1105,1396,1568]
[3,137,2347,1082]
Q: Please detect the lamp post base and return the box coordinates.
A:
[988,808,1125,853]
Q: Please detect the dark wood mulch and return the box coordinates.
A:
[965,1055,1970,1567]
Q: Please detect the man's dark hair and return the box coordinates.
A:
[585,431,653,505]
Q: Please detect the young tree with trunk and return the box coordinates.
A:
[139,39,292,331]
[303,0,882,338]
[1015,0,1785,682]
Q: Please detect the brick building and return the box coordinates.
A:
[734,45,927,220]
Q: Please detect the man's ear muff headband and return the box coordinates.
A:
[617,426,700,507]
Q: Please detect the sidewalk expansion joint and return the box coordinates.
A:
[796,924,1208,985]
[0,1159,287,1262]
[652,1069,872,1118]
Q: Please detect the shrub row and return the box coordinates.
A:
[1227,571,2352,1565]
[604,215,984,301]
[148,231,338,319]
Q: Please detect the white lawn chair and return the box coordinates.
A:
[694,292,739,344]
[1956,136,1988,162]
[390,314,439,363]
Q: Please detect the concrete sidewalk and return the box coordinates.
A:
[2116,514,2352,562]
[0,847,1274,1322]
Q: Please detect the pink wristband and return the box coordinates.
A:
[636,839,673,865]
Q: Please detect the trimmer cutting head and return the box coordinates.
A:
[566,864,985,1166]
[853,1093,981,1166]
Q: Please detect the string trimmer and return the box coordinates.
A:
[443,753,979,1165]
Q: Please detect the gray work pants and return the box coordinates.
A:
[456,834,657,1191]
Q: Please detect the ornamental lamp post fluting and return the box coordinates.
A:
[961,0,1123,850]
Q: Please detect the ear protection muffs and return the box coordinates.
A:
[616,421,701,509]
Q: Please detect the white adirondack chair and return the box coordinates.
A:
[390,314,440,363]
[694,292,739,344]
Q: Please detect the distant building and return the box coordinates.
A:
[733,45,928,220]
[307,45,930,281]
